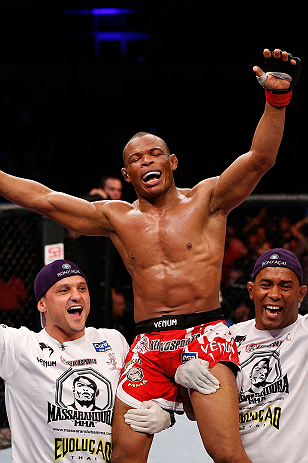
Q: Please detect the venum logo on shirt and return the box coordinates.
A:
[39,342,54,357]
[37,357,56,368]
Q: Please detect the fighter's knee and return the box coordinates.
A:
[211,450,233,463]
[210,447,250,463]
[110,450,126,463]
[111,447,147,463]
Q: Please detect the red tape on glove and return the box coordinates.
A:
[265,89,292,107]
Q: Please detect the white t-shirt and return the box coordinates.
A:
[0,325,129,463]
[231,315,308,463]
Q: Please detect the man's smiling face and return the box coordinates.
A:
[121,134,178,199]
[247,267,307,330]
[38,275,90,341]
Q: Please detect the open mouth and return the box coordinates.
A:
[141,171,162,185]
[264,305,283,318]
[67,305,83,318]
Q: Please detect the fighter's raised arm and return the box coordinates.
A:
[0,170,114,236]
[209,49,301,215]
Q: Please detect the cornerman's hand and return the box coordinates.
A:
[175,358,220,394]
[253,48,300,92]
[124,401,171,434]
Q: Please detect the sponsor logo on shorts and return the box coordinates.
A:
[182,353,197,363]
[126,366,144,382]
[134,335,150,354]
[153,318,178,329]
[150,334,200,352]
[126,366,148,388]
[127,380,148,387]
[124,358,142,371]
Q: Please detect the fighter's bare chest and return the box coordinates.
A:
[119,205,206,264]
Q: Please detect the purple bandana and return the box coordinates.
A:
[34,260,88,328]
[252,248,303,285]
[34,259,87,302]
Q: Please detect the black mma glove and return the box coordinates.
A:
[262,50,301,94]
[256,49,301,107]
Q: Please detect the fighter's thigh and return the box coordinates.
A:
[190,363,248,462]
[111,397,154,463]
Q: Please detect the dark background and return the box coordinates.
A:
[0,3,306,201]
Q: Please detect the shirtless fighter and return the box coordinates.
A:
[0,49,301,462]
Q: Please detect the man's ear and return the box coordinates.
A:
[37,299,47,319]
[37,299,45,313]
[299,285,307,303]
[121,167,131,183]
[247,281,254,300]
[170,154,178,171]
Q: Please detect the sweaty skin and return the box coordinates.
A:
[0,49,294,463]
[0,50,291,326]
[111,100,285,323]
[118,136,229,322]
[0,49,290,326]
[0,112,284,325]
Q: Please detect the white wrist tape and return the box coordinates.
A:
[257,71,292,88]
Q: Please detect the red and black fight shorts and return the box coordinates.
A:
[116,309,239,412]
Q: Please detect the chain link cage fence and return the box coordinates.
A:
[1,195,308,449]
[0,206,40,449]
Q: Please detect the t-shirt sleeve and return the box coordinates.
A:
[0,325,27,380]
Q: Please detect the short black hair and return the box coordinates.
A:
[122,132,170,165]
[72,375,97,392]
